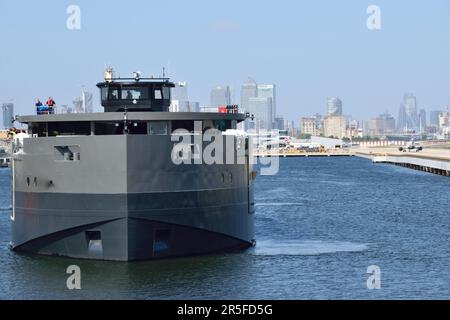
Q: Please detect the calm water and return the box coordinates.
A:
[1,157,450,300]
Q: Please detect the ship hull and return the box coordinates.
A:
[11,134,255,261]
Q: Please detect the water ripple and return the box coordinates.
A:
[250,240,370,256]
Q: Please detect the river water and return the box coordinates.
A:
[1,157,450,299]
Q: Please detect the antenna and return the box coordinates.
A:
[163,67,166,78]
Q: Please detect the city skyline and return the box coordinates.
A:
[1,1,450,121]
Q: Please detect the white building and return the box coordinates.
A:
[323,115,347,139]
[301,117,321,136]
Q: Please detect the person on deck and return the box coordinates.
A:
[46,97,56,107]
[46,97,56,114]
[35,99,46,114]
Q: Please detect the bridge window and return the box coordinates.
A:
[163,87,170,101]
[48,122,91,137]
[149,121,168,135]
[121,87,149,100]
[217,120,234,131]
[202,120,233,132]
[172,120,195,133]
[30,122,48,137]
[128,122,148,135]
[94,122,123,135]
[101,87,119,101]
[154,88,162,100]
[109,88,119,100]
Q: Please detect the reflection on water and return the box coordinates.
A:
[250,240,369,256]
[256,203,307,207]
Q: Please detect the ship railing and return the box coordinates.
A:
[36,106,55,115]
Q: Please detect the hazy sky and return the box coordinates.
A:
[1,0,450,122]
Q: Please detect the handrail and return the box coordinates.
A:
[36,106,55,115]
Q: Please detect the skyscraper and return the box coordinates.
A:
[257,84,276,122]
[403,93,419,131]
[366,114,396,137]
[301,117,321,136]
[274,116,285,131]
[82,90,94,113]
[323,115,347,139]
[247,97,273,131]
[418,109,426,132]
[170,81,200,112]
[404,93,417,117]
[327,97,343,116]
[172,81,188,101]
[439,107,450,130]
[397,104,407,132]
[2,103,14,129]
[397,93,419,132]
[430,110,440,128]
[240,78,258,113]
[210,85,231,108]
[73,97,84,113]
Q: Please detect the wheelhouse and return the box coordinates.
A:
[96,78,175,112]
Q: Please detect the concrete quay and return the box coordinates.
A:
[255,150,354,158]
[354,147,450,177]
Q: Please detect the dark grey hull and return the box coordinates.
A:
[11,134,255,261]
[12,190,254,261]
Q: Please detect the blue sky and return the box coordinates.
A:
[1,0,450,122]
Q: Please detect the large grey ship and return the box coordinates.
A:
[10,70,256,261]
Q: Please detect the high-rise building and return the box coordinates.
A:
[73,97,84,113]
[257,84,276,123]
[301,117,321,136]
[246,97,273,131]
[172,81,188,101]
[171,81,187,112]
[82,90,94,113]
[170,100,200,112]
[400,93,419,132]
[327,97,343,116]
[397,104,407,132]
[380,113,396,134]
[313,113,323,131]
[210,85,231,108]
[2,103,14,129]
[404,93,417,116]
[169,81,200,112]
[439,107,450,130]
[274,116,284,131]
[418,109,426,132]
[240,78,258,113]
[366,114,396,137]
[347,119,361,138]
[397,93,419,132]
[323,115,347,139]
[430,110,441,128]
